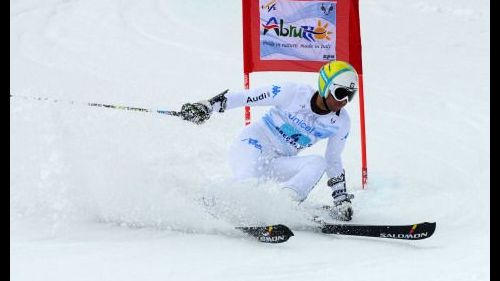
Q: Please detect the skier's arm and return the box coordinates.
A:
[180,83,294,124]
[325,131,349,178]
[324,118,351,201]
[214,83,294,111]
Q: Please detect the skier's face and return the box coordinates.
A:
[325,90,348,111]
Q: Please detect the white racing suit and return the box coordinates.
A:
[214,82,350,202]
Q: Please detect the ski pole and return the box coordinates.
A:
[9,94,182,117]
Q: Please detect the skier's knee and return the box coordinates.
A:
[230,161,265,180]
[304,155,327,174]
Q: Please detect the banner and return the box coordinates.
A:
[260,0,336,62]
[243,0,363,74]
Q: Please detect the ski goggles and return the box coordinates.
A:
[330,84,358,102]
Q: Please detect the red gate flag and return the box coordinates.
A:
[241,0,368,188]
[242,0,363,74]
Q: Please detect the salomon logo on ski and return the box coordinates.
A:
[259,235,288,243]
[236,224,294,243]
[380,232,430,239]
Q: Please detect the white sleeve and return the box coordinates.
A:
[324,115,351,178]
[222,83,296,110]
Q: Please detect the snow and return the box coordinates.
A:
[10,0,489,280]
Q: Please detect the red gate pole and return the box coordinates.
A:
[358,74,368,188]
[244,72,251,126]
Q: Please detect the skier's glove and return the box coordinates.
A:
[208,89,229,113]
[327,171,354,205]
[180,101,213,125]
[179,89,229,125]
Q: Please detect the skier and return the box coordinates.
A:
[179,60,358,221]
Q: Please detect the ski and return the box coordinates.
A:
[236,224,294,243]
[319,221,436,240]
[234,222,435,242]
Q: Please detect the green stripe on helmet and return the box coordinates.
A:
[318,67,353,98]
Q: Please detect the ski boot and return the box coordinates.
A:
[327,172,354,221]
[329,193,354,221]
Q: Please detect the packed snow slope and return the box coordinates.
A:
[10,0,489,280]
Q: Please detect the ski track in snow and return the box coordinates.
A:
[11,0,489,280]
